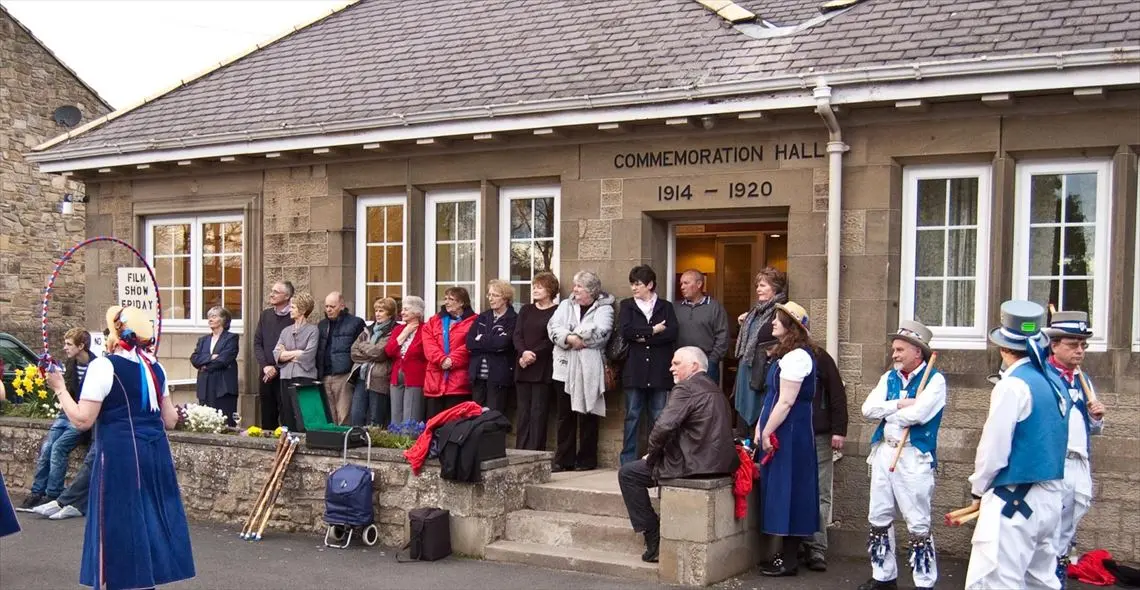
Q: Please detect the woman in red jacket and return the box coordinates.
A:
[422,287,477,420]
[385,296,428,424]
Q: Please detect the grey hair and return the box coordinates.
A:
[402,295,426,318]
[675,346,709,372]
[206,306,232,331]
[572,270,603,299]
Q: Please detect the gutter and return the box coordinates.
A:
[27,47,1140,170]
[813,81,848,360]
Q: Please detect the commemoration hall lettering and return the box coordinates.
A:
[612,142,825,169]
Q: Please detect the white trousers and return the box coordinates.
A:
[1054,456,1093,560]
[966,480,1064,590]
[867,443,937,588]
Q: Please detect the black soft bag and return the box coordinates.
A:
[397,507,451,562]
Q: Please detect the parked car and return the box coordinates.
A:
[0,332,39,400]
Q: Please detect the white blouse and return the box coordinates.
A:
[777,348,813,383]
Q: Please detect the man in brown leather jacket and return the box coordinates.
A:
[618,346,738,564]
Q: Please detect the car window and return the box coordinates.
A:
[0,337,33,374]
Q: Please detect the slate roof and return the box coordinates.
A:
[37,0,1140,156]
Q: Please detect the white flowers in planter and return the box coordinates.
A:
[181,403,226,434]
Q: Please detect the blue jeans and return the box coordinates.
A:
[620,387,668,465]
[31,416,83,498]
[57,443,97,513]
[706,362,720,385]
[349,378,390,427]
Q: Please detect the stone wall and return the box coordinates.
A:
[0,417,551,554]
[0,10,111,345]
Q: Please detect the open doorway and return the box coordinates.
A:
[669,220,788,393]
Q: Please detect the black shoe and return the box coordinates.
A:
[16,493,44,512]
[551,464,571,473]
[759,553,798,577]
[857,578,897,590]
[575,464,596,471]
[642,529,660,563]
[805,551,827,571]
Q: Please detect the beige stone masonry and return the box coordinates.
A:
[658,476,759,586]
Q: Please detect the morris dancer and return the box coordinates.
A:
[858,320,945,590]
[965,300,1069,590]
[1045,311,1106,585]
[0,382,21,538]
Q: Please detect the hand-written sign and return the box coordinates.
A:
[613,142,826,169]
[117,267,158,315]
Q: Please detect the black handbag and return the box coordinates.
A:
[605,328,629,363]
[396,507,451,562]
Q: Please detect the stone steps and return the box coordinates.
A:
[485,469,660,582]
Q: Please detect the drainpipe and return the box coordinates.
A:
[813,81,848,359]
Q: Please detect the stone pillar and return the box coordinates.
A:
[658,476,759,586]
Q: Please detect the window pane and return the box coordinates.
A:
[153,224,190,256]
[510,199,533,239]
[914,281,943,326]
[947,178,979,225]
[1029,174,1062,223]
[1028,227,1059,276]
[436,244,455,281]
[436,203,455,240]
[457,201,476,240]
[914,230,945,277]
[155,258,174,287]
[1064,173,1097,223]
[456,243,475,282]
[534,240,554,273]
[916,179,946,227]
[367,246,385,282]
[1061,279,1093,315]
[1062,226,1095,276]
[386,205,403,242]
[385,285,402,300]
[514,284,531,308]
[386,245,403,283]
[944,280,975,327]
[223,289,242,320]
[946,228,976,276]
[222,222,242,253]
[222,255,241,287]
[366,285,384,308]
[534,197,555,238]
[201,288,223,313]
[161,288,190,320]
[202,223,221,255]
[435,285,449,308]
[510,243,532,281]
[1028,279,1060,311]
[202,255,222,288]
[366,206,385,242]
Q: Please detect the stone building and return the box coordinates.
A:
[25,0,1140,570]
[0,5,112,346]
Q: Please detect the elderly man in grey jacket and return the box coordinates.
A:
[673,269,729,383]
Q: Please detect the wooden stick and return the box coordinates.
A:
[950,511,980,526]
[255,437,298,540]
[889,351,939,472]
[1078,370,1099,405]
[244,436,291,539]
[241,435,288,537]
[946,505,976,519]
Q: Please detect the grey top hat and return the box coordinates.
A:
[1044,310,1093,340]
[989,300,1046,351]
[889,319,932,357]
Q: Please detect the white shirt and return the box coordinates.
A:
[79,350,170,403]
[860,361,948,443]
[634,295,657,322]
[967,357,1043,497]
[777,348,813,383]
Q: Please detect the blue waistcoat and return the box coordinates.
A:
[1049,364,1096,457]
[869,365,943,468]
[990,362,1068,489]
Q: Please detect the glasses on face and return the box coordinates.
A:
[1060,340,1089,350]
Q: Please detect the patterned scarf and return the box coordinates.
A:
[735,291,788,362]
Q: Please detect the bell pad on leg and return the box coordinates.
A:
[868,525,891,567]
[907,533,935,574]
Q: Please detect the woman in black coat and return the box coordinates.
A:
[191,306,240,426]
[617,265,678,465]
[466,279,518,415]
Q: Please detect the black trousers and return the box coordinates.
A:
[205,394,238,427]
[258,375,281,429]
[618,459,659,533]
[553,382,598,469]
[279,378,304,431]
[515,381,553,451]
[425,394,472,421]
[471,379,511,415]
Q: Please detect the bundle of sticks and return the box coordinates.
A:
[240,432,300,541]
[945,503,980,526]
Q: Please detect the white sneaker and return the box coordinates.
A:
[49,505,83,520]
[32,500,62,517]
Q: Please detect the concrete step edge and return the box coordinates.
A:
[484,540,659,582]
[507,508,637,529]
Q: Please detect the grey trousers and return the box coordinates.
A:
[805,433,834,553]
[389,370,424,423]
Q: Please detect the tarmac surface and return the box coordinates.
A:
[0,512,1100,589]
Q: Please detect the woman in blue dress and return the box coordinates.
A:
[46,306,195,589]
[754,301,820,577]
[0,381,21,538]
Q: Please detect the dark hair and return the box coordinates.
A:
[532,272,560,300]
[772,308,813,359]
[628,264,657,291]
[444,286,471,308]
[756,267,788,297]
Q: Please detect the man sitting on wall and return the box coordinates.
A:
[617,346,738,563]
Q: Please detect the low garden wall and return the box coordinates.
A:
[0,417,551,555]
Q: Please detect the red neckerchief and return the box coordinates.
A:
[1048,356,1075,385]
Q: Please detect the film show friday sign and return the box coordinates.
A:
[118,267,158,317]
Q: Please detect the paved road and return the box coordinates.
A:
[1,514,1101,589]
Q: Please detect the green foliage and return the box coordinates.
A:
[366,427,417,450]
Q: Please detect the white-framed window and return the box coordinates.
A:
[499,185,559,308]
[1014,160,1112,351]
[899,165,992,349]
[355,194,407,312]
[145,214,245,332]
[425,189,480,313]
